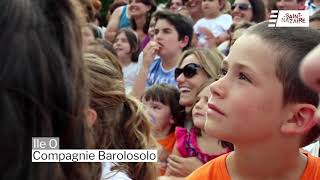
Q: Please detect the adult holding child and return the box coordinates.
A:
[161,49,223,177]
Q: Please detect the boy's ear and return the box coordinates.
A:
[280,104,317,135]
[86,108,97,127]
[179,35,190,49]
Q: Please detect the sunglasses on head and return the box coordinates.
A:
[175,63,203,79]
[231,3,252,11]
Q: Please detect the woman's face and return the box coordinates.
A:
[176,54,210,107]
[129,0,152,18]
[231,0,253,23]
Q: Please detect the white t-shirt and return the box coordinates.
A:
[101,162,131,180]
[194,14,232,37]
[123,62,139,94]
[303,140,319,157]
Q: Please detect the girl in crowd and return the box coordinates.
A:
[142,84,186,175]
[106,0,156,51]
[130,0,157,50]
[0,0,99,179]
[84,51,158,180]
[175,48,223,128]
[218,21,255,56]
[82,23,103,50]
[113,28,140,94]
[231,0,266,24]
[166,79,234,177]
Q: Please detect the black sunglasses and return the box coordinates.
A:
[231,3,252,11]
[175,63,204,80]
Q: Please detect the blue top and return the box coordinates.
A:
[118,5,132,29]
[146,58,177,88]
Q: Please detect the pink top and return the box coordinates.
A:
[175,127,230,163]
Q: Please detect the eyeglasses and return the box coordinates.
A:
[231,3,252,11]
[175,63,203,79]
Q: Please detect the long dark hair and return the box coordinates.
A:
[0,0,99,179]
[248,0,266,23]
[131,0,157,34]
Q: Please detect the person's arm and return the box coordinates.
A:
[131,41,159,99]
[166,155,204,177]
[105,6,122,42]
[165,142,181,176]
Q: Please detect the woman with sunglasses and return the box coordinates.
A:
[157,49,223,178]
[231,0,266,24]
[175,48,223,127]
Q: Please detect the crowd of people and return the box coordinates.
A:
[1,0,320,179]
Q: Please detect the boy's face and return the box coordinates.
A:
[154,19,186,58]
[205,35,288,144]
[142,99,174,132]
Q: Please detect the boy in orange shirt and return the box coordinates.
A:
[187,21,320,179]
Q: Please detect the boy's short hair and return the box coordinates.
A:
[153,10,194,50]
[245,21,320,147]
[143,84,185,129]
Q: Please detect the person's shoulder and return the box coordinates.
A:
[217,14,232,21]
[101,162,132,180]
[186,153,230,180]
[113,5,125,16]
[194,18,206,26]
[300,153,320,180]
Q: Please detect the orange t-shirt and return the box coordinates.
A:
[187,153,320,180]
[157,132,176,154]
[157,132,176,176]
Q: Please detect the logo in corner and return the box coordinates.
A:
[268,10,309,27]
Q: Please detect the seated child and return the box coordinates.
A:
[194,0,232,47]
[166,79,233,177]
[142,84,186,175]
[113,28,140,94]
[187,21,320,179]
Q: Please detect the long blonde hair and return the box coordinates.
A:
[84,52,158,180]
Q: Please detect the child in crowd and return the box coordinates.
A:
[194,0,232,47]
[142,84,186,175]
[132,10,194,98]
[82,23,103,50]
[167,79,233,177]
[113,28,140,94]
[187,21,320,179]
[84,51,158,180]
